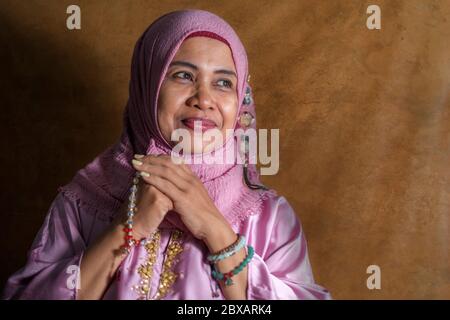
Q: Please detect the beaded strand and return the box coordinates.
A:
[211,245,255,286]
[207,234,246,263]
[119,171,145,255]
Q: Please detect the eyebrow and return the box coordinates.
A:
[169,60,237,78]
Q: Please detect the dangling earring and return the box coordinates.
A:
[238,91,268,191]
[243,86,253,106]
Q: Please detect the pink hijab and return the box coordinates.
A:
[58,9,276,232]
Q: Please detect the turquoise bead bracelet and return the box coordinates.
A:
[211,245,255,286]
[207,234,246,263]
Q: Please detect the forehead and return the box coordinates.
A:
[172,36,236,71]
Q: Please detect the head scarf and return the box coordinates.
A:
[58,9,276,232]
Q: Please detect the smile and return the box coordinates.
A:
[181,118,218,132]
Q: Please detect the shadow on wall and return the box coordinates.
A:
[0,8,123,290]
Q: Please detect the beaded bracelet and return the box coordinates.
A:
[211,245,255,286]
[207,234,246,263]
[119,171,146,255]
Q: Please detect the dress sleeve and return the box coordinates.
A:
[246,196,332,300]
[2,192,86,300]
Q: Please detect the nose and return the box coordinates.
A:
[187,84,214,111]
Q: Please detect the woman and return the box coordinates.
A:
[3,9,331,300]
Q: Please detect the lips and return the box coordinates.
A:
[181,117,218,132]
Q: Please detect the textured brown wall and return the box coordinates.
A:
[1,0,449,299]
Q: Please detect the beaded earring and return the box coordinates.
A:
[238,79,268,191]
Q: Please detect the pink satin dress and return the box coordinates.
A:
[3,192,332,300]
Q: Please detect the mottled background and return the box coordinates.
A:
[1,0,449,299]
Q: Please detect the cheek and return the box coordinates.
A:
[157,109,171,137]
[157,86,178,140]
[221,98,239,129]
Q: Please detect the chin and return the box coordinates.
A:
[169,125,225,155]
[185,141,214,155]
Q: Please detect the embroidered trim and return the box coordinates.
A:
[134,229,184,300]
[153,229,184,300]
[134,229,161,299]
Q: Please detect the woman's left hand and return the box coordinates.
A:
[132,154,232,241]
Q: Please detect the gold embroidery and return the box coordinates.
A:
[153,229,184,299]
[135,229,161,299]
[134,228,184,300]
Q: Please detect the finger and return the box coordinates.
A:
[144,154,192,181]
[164,154,193,176]
[179,162,193,175]
[138,170,182,201]
[132,158,190,192]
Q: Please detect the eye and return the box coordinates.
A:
[173,71,193,81]
[217,79,233,88]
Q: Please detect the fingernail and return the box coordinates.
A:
[134,154,145,159]
[132,159,143,166]
[140,171,150,177]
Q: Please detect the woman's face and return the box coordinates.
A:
[157,36,239,154]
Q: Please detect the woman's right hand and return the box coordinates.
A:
[79,175,172,299]
[119,177,174,240]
